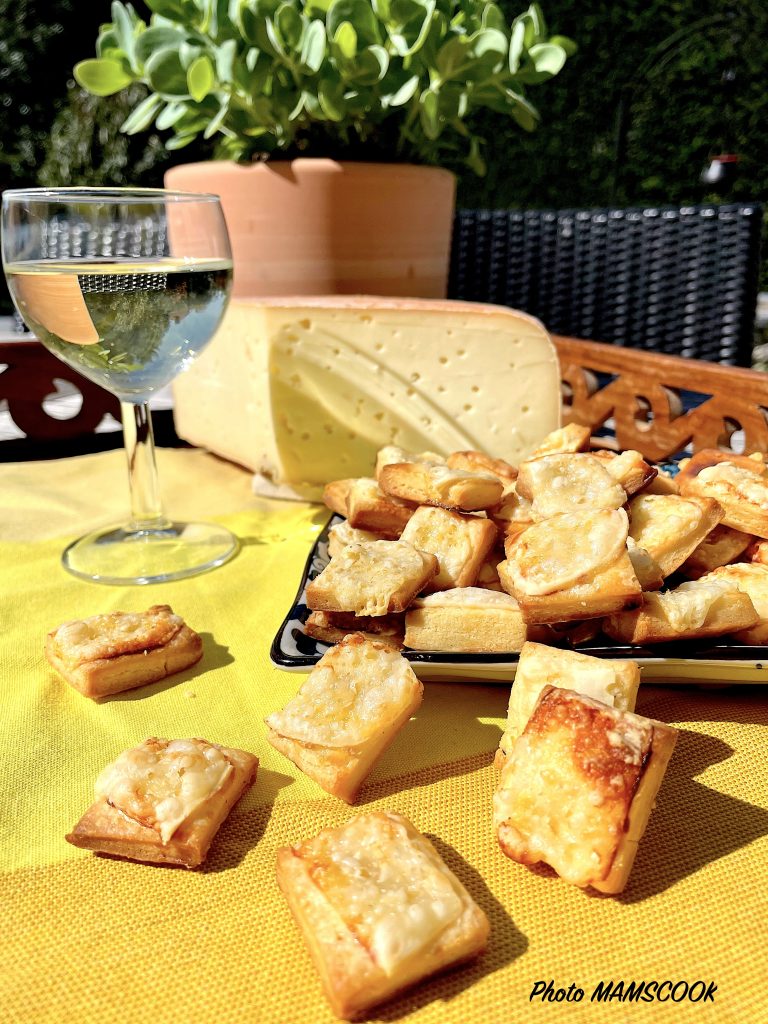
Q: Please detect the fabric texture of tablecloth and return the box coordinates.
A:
[1,449,766,1024]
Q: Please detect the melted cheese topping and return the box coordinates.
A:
[506,508,629,596]
[412,587,519,609]
[400,506,489,588]
[629,495,704,555]
[52,606,183,666]
[697,463,768,509]
[265,637,420,747]
[494,690,652,886]
[95,738,233,843]
[710,563,768,617]
[520,454,627,518]
[327,521,380,558]
[314,540,431,616]
[301,812,465,976]
[646,579,739,631]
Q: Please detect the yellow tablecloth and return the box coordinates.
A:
[1,449,766,1024]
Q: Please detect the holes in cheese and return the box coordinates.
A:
[171,299,561,499]
[505,508,629,596]
[94,738,233,844]
[517,453,627,518]
[300,812,466,976]
[265,637,421,748]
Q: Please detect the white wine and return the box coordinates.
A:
[5,257,233,401]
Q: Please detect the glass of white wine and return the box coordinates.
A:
[2,187,237,584]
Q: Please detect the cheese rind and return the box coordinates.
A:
[172,297,561,499]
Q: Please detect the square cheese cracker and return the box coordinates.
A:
[276,810,489,1019]
[66,738,258,868]
[494,687,677,893]
[265,634,423,802]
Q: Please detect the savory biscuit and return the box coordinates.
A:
[705,563,768,644]
[265,634,422,802]
[306,540,438,616]
[45,605,203,699]
[592,449,658,497]
[379,460,504,512]
[529,423,591,457]
[346,477,416,537]
[677,450,768,537]
[679,524,753,580]
[404,588,526,653]
[276,810,489,1019]
[494,687,677,893]
[323,478,354,516]
[66,738,258,868]
[375,445,446,477]
[304,610,404,648]
[488,481,535,536]
[626,537,665,591]
[627,493,724,578]
[447,449,518,485]
[603,577,759,644]
[399,505,498,591]
[327,520,382,559]
[498,509,642,623]
[496,642,640,766]
[516,453,627,519]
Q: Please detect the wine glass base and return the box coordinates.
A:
[62,521,239,585]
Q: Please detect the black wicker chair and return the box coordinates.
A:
[448,203,763,366]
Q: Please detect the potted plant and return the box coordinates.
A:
[75,0,573,297]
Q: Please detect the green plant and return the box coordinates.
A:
[74,0,573,174]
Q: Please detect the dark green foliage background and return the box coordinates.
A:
[0,0,765,314]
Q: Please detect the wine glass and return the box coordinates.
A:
[2,187,237,584]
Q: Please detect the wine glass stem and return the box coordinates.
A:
[121,401,170,532]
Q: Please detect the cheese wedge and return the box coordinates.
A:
[172,297,561,499]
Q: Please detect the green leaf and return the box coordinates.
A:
[74,58,133,97]
[508,89,539,130]
[466,135,486,175]
[334,21,357,59]
[471,28,507,61]
[481,4,505,32]
[165,132,197,149]
[527,2,546,40]
[135,26,185,65]
[300,20,326,71]
[390,0,435,57]
[318,77,345,120]
[419,87,439,139]
[215,38,238,82]
[204,97,231,137]
[145,0,188,15]
[180,41,203,69]
[111,2,139,71]
[549,34,577,58]
[156,100,187,129]
[145,47,190,96]
[387,74,419,106]
[326,0,380,47]
[508,18,525,72]
[96,29,121,59]
[120,91,164,133]
[276,4,304,50]
[435,36,469,78]
[187,54,215,100]
[528,42,566,77]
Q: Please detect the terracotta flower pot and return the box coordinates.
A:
[164,159,456,299]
